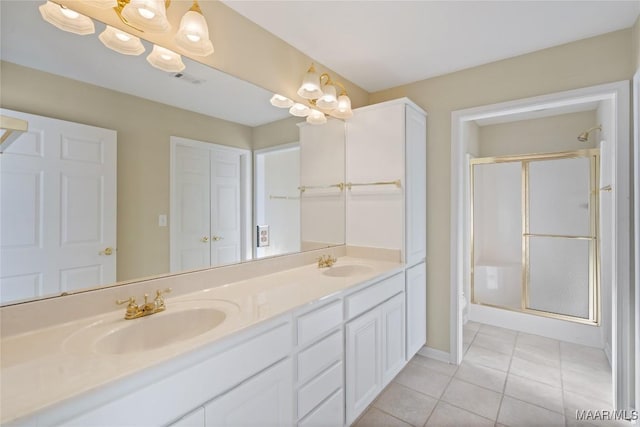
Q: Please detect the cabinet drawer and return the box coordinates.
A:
[298,389,344,427]
[297,330,342,384]
[297,362,343,419]
[297,299,342,347]
[345,273,404,319]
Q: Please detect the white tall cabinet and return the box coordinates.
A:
[346,97,428,359]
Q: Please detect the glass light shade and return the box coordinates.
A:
[331,94,353,119]
[121,0,170,33]
[315,84,338,110]
[146,45,185,72]
[306,109,327,125]
[175,10,214,56]
[39,1,95,35]
[289,103,311,117]
[84,0,118,8]
[99,26,145,56]
[297,67,323,100]
[270,94,294,108]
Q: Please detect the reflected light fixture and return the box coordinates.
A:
[175,1,214,57]
[271,63,354,125]
[120,0,171,33]
[39,1,95,35]
[39,0,215,74]
[146,44,185,72]
[270,94,294,108]
[99,25,145,55]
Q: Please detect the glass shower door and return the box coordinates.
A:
[524,156,598,322]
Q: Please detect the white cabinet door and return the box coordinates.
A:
[345,308,382,425]
[205,358,294,427]
[406,262,427,359]
[381,293,405,384]
[405,104,427,266]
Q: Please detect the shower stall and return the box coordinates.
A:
[470,149,600,325]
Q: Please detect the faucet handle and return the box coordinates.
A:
[156,288,172,298]
[116,296,136,306]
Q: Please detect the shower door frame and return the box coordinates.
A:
[470,148,601,325]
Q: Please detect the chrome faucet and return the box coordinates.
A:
[116,288,172,320]
[317,255,337,268]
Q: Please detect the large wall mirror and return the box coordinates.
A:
[0,1,346,306]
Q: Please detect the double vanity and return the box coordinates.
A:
[2,251,425,426]
[1,97,428,426]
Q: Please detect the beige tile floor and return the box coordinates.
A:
[354,321,622,427]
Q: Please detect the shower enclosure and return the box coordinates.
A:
[470,149,600,324]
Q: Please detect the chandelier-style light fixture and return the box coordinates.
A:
[270,64,354,125]
[39,0,214,73]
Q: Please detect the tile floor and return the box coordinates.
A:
[354,321,622,427]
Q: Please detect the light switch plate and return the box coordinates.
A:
[158,214,167,227]
[257,225,269,247]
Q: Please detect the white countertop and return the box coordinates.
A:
[0,256,403,424]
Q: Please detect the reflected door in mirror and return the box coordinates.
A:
[0,109,117,304]
[170,137,247,272]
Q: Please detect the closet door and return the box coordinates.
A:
[171,143,211,272]
[210,149,242,266]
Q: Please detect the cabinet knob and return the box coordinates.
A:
[99,247,114,256]
[201,236,209,243]
[212,236,223,241]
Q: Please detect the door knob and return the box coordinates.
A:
[212,236,223,241]
[201,236,209,243]
[99,247,114,256]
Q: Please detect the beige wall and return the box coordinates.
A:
[56,0,369,110]
[0,61,253,282]
[252,116,303,150]
[370,29,633,352]
[478,110,598,157]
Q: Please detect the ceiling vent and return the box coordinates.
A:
[173,72,204,85]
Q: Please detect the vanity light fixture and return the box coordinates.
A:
[147,44,185,72]
[175,1,214,57]
[270,94,294,108]
[99,25,145,56]
[270,63,354,125]
[39,1,95,35]
[83,0,118,8]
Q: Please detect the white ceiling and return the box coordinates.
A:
[224,0,640,92]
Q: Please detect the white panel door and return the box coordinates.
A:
[210,149,241,266]
[345,307,381,425]
[405,105,427,265]
[172,143,211,272]
[0,109,116,303]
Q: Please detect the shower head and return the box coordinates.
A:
[577,125,602,142]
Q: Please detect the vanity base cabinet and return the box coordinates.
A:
[345,285,406,425]
[406,261,427,359]
[205,358,293,427]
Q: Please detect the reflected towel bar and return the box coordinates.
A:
[346,179,402,190]
[298,183,345,193]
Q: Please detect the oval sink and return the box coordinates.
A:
[322,264,374,278]
[96,308,226,355]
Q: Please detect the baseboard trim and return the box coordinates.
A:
[417,346,451,363]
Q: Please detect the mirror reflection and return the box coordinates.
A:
[0,1,346,305]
